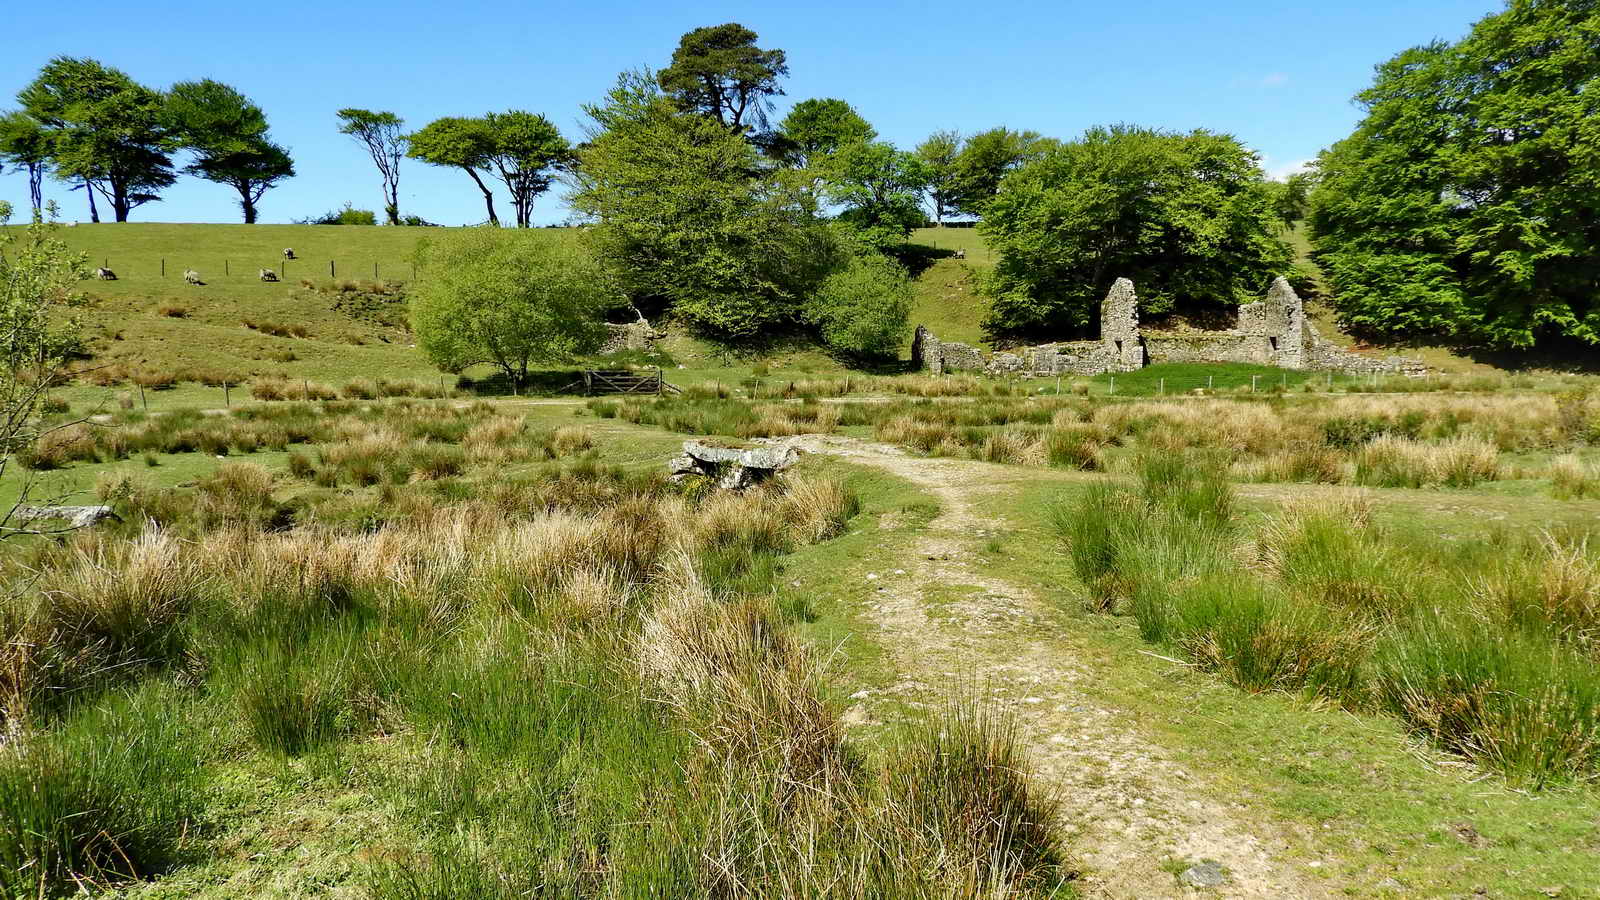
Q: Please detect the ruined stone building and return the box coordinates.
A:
[912,276,1422,377]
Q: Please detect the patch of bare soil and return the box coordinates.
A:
[769,435,1328,899]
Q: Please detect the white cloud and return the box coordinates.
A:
[1260,155,1314,182]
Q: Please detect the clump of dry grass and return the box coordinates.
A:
[1549,454,1600,499]
[1354,435,1499,488]
[550,425,594,456]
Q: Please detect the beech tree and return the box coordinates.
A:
[168,80,294,224]
[1311,0,1600,348]
[481,111,569,228]
[657,23,788,133]
[337,108,406,225]
[950,127,1050,217]
[774,98,875,169]
[981,125,1290,338]
[18,57,177,222]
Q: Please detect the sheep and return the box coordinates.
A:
[954,249,966,260]
[95,267,117,281]
[183,269,203,286]
[283,248,296,259]
[259,268,279,282]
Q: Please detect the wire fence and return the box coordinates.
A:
[90,257,419,283]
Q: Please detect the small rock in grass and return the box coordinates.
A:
[1181,861,1226,888]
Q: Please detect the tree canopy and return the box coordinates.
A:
[17,57,178,222]
[0,111,51,217]
[949,127,1050,218]
[916,130,961,226]
[774,98,875,170]
[573,71,835,341]
[337,108,406,225]
[657,23,788,133]
[167,79,294,224]
[410,229,614,386]
[826,141,928,251]
[1310,0,1600,349]
[980,125,1290,338]
[407,116,501,224]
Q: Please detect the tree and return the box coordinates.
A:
[18,57,178,222]
[481,111,570,228]
[950,127,1050,217]
[980,125,1291,338]
[572,71,835,341]
[826,141,928,251]
[806,250,913,360]
[916,129,961,226]
[657,23,788,133]
[774,98,875,169]
[407,116,500,224]
[1271,171,1312,225]
[0,205,90,536]
[410,229,614,387]
[167,80,294,224]
[0,111,50,217]
[1310,0,1600,348]
[336,109,406,225]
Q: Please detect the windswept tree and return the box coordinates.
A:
[408,116,500,224]
[980,125,1290,338]
[18,57,178,222]
[167,80,294,224]
[336,108,406,225]
[0,111,51,217]
[481,111,569,228]
[410,229,614,388]
[657,23,788,133]
[1311,0,1600,348]
[916,129,961,226]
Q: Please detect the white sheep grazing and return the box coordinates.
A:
[259,268,279,282]
[283,248,295,259]
[95,267,117,281]
[183,269,203,285]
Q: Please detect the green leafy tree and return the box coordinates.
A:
[1310,0,1600,348]
[806,250,913,360]
[916,129,961,226]
[950,127,1050,217]
[481,111,570,228]
[0,111,51,217]
[167,80,294,224]
[407,116,501,224]
[1272,171,1312,225]
[572,71,834,341]
[657,23,788,132]
[981,124,1291,338]
[774,98,875,169]
[826,141,928,251]
[18,57,178,222]
[410,229,614,387]
[336,108,406,225]
[0,205,89,533]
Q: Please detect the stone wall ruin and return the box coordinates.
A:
[914,276,1424,377]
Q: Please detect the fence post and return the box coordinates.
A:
[225,259,229,276]
[224,382,230,407]
[1282,373,1287,389]
[1108,375,1115,395]
[1251,375,1258,393]
[1207,375,1213,389]
[374,262,379,279]
[139,383,146,410]
[161,258,165,277]
[330,260,335,278]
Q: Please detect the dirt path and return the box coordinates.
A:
[771,435,1326,899]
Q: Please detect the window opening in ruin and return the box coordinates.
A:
[1114,340,1123,354]
[1269,336,1279,351]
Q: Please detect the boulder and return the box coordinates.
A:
[667,439,799,490]
[11,505,120,529]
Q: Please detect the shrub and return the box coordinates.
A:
[155,305,187,318]
[1550,454,1600,500]
[805,253,913,360]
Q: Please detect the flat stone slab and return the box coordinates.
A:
[11,505,120,528]
[668,440,800,489]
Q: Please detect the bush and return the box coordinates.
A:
[297,203,378,225]
[805,253,913,360]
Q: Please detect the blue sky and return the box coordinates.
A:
[1,0,1503,226]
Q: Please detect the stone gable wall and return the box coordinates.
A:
[913,276,1424,377]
